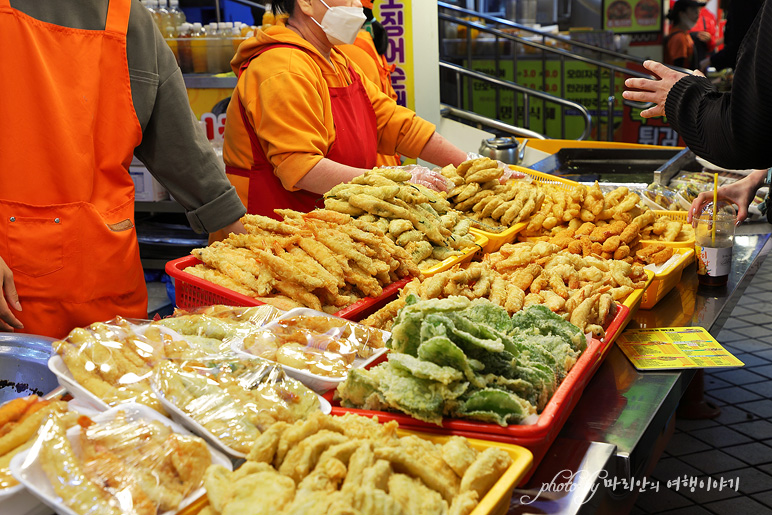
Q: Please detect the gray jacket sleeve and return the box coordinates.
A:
[127,2,246,233]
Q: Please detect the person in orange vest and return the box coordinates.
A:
[0,0,247,338]
[664,0,706,69]
[221,0,468,222]
[337,0,401,166]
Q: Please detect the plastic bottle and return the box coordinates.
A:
[221,22,236,67]
[695,200,736,287]
[177,22,194,73]
[206,22,223,73]
[165,24,179,60]
[168,0,186,29]
[142,0,158,27]
[190,22,208,73]
[262,4,275,27]
[155,0,172,37]
[241,23,254,37]
[230,22,245,53]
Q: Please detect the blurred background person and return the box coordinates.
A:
[689,3,718,67]
[664,0,707,69]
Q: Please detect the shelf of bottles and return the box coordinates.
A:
[143,0,284,75]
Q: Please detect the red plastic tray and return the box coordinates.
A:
[325,303,625,480]
[165,255,412,322]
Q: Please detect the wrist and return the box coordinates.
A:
[758,168,772,187]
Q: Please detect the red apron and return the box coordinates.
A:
[226,44,378,219]
[0,0,147,338]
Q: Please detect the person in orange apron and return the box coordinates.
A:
[0,0,246,338]
[221,0,468,224]
[338,0,401,167]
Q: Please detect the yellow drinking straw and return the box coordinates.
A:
[712,173,718,245]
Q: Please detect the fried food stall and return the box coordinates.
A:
[1,148,766,515]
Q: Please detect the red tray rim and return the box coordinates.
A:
[327,304,626,439]
[165,255,412,319]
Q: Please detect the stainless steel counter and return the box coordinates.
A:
[508,232,772,514]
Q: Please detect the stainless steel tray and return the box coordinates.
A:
[0,333,59,404]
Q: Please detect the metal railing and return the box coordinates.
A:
[438,2,690,141]
[441,62,591,140]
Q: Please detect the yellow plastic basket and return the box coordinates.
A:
[615,269,655,342]
[640,210,695,248]
[420,233,488,277]
[396,430,533,515]
[178,430,533,515]
[469,223,525,254]
[640,247,695,309]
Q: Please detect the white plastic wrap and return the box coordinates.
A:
[231,308,390,392]
[151,357,328,458]
[10,403,230,515]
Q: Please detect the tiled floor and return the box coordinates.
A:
[633,254,772,515]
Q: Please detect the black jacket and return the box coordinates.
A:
[665,0,772,169]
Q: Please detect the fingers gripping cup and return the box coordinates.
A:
[695,200,736,287]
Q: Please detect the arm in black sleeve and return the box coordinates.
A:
[665,0,772,170]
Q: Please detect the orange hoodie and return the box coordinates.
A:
[223,24,434,191]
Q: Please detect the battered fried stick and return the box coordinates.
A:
[193,246,267,295]
[274,280,323,311]
[184,264,256,298]
[242,214,302,235]
[288,247,339,294]
[297,237,347,287]
[253,248,325,291]
[306,220,380,276]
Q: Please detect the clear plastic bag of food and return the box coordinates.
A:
[151,357,325,457]
[10,404,229,515]
[231,308,391,391]
[50,317,192,414]
[641,183,678,210]
[170,304,284,327]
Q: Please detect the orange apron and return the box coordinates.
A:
[0,0,147,338]
[226,43,379,219]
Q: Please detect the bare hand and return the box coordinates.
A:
[687,169,767,225]
[0,256,23,332]
[622,60,692,118]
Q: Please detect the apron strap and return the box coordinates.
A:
[105,0,132,35]
[0,0,10,8]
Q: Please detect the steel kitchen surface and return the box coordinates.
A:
[507,232,772,514]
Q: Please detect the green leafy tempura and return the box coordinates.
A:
[336,296,586,426]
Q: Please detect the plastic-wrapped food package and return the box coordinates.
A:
[169,304,284,327]
[152,357,323,457]
[10,404,227,515]
[641,183,679,210]
[50,318,189,414]
[231,308,390,391]
[0,396,72,490]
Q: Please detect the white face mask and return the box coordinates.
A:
[311,0,366,46]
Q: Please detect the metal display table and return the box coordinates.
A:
[508,233,772,514]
